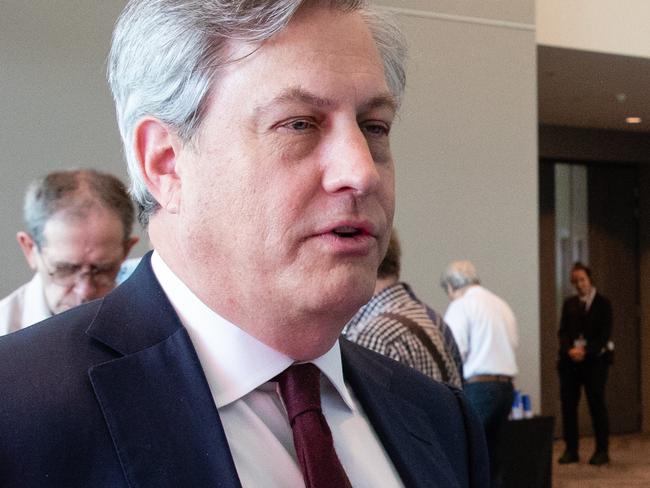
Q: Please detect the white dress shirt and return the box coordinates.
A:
[0,273,51,336]
[151,252,403,488]
[444,285,518,379]
[579,286,597,311]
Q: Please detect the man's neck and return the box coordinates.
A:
[374,276,398,295]
[449,284,474,301]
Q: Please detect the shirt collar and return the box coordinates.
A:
[579,286,597,310]
[23,273,52,326]
[150,251,354,411]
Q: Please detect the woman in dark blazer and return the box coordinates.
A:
[558,262,612,466]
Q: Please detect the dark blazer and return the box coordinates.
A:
[0,253,488,487]
[558,292,613,359]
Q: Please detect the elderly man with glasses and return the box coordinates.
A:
[0,169,139,335]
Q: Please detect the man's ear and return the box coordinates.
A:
[445,284,454,299]
[16,231,39,271]
[133,117,183,214]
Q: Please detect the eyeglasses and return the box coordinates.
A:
[38,252,122,288]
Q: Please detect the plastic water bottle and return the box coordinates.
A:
[522,394,533,418]
[511,390,524,420]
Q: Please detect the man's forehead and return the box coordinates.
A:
[42,208,123,245]
[207,7,391,114]
[45,204,105,230]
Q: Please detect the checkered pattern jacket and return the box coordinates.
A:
[344,282,463,388]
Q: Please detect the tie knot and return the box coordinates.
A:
[276,363,322,424]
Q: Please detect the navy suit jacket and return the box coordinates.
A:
[0,254,488,487]
[558,292,612,359]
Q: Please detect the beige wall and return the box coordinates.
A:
[537,0,650,58]
[377,2,539,408]
[375,0,533,24]
[0,0,144,298]
[1,1,540,409]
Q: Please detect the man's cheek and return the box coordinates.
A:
[46,287,69,313]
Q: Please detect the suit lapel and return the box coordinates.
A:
[341,339,462,488]
[86,253,241,487]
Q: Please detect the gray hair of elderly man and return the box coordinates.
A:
[23,169,135,249]
[107,0,407,227]
[440,260,481,292]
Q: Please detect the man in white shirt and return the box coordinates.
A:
[441,260,519,488]
[0,169,139,336]
[0,2,488,487]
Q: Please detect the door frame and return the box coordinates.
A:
[539,157,642,437]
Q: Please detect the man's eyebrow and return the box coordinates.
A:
[253,88,398,117]
[254,88,335,118]
[358,94,398,115]
[50,258,118,268]
[52,261,80,269]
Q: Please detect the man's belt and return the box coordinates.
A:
[466,374,513,384]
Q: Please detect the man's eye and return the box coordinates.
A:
[55,265,81,278]
[362,121,390,137]
[91,264,120,276]
[282,118,316,132]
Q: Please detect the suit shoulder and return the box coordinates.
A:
[0,299,105,376]
[341,338,458,401]
[0,297,101,339]
[0,299,116,433]
[341,338,489,485]
[562,295,580,308]
[595,293,612,307]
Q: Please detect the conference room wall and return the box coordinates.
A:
[537,0,650,59]
[0,0,143,298]
[378,2,539,408]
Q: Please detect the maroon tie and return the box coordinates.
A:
[276,363,352,488]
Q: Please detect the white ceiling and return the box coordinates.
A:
[538,45,650,134]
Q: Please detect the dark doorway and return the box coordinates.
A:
[540,160,641,438]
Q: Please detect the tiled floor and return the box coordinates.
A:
[553,434,650,487]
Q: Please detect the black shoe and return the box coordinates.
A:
[589,451,609,466]
[558,451,579,464]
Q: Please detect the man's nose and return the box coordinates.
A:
[72,274,101,302]
[321,124,381,196]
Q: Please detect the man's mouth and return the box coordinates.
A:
[310,221,378,255]
[331,226,364,238]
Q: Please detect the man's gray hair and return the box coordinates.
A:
[440,260,481,292]
[108,0,407,227]
[23,169,135,248]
